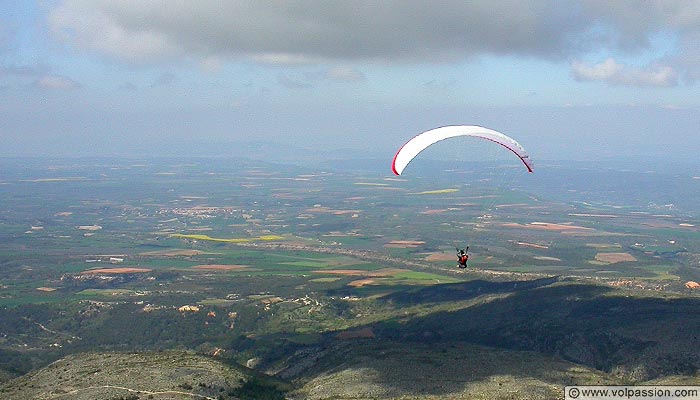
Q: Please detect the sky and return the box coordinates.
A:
[1,1,700,162]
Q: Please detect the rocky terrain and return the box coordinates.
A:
[0,351,287,400]
[1,344,613,400]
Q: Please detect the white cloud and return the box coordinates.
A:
[49,0,179,63]
[199,57,223,73]
[571,59,622,81]
[35,75,81,90]
[250,53,319,65]
[571,58,678,87]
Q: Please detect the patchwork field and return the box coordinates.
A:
[594,252,637,264]
[2,157,700,398]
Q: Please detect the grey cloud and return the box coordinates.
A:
[48,1,700,84]
[574,1,700,85]
[47,1,592,62]
[578,1,700,50]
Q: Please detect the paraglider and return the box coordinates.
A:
[457,246,469,269]
[391,125,533,271]
[391,125,533,176]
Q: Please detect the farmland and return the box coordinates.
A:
[1,157,700,398]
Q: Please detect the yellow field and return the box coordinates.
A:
[353,182,389,186]
[309,277,342,283]
[170,234,285,243]
[412,188,459,195]
[81,268,152,274]
[191,264,250,271]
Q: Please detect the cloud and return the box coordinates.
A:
[577,1,700,50]
[49,1,179,63]
[46,1,591,63]
[277,74,313,90]
[150,72,177,87]
[1,65,82,90]
[1,64,82,90]
[276,67,365,88]
[251,53,318,65]
[575,0,700,84]
[571,58,678,87]
[1,64,47,78]
[326,66,365,82]
[118,81,137,91]
[661,103,681,110]
[35,75,81,90]
[0,22,9,52]
[676,30,700,83]
[47,1,700,83]
[200,56,224,73]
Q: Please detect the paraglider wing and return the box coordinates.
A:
[391,125,533,175]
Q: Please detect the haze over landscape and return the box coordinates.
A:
[2,2,700,400]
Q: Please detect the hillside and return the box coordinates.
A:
[0,344,616,400]
[284,340,618,400]
[0,351,288,400]
[370,280,700,382]
[3,279,700,399]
